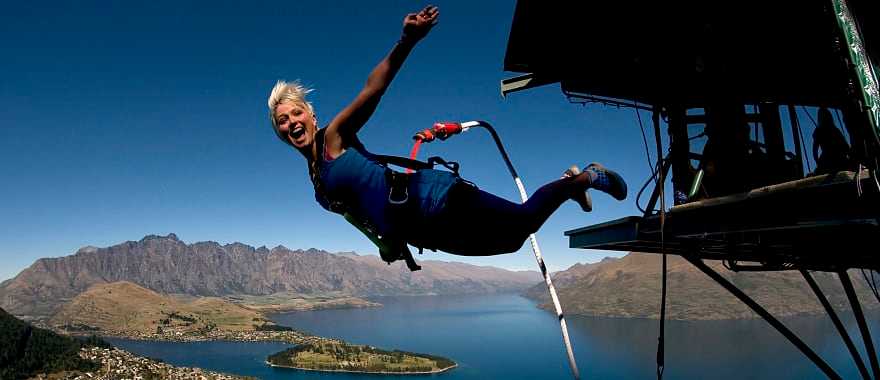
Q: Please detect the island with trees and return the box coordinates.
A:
[267,341,457,375]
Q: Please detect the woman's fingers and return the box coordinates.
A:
[404,13,420,26]
[420,5,438,19]
[402,5,438,39]
[419,7,438,25]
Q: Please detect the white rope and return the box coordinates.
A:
[514,176,581,380]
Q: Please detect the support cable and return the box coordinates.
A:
[652,108,667,380]
[684,256,841,380]
[636,109,661,214]
[839,271,880,379]
[796,107,814,173]
[861,269,880,303]
[636,168,661,214]
[801,270,871,380]
[636,109,657,172]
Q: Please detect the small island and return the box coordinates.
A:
[267,341,457,375]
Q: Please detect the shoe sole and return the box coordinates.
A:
[587,162,627,201]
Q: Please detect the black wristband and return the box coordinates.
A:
[398,34,419,46]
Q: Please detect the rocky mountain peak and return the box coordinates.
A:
[139,233,180,243]
[76,246,99,254]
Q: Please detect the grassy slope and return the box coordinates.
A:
[49,281,275,333]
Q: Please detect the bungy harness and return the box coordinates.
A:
[311,128,461,271]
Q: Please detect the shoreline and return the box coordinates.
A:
[62,329,328,346]
[67,331,457,376]
[75,346,251,380]
[245,301,383,313]
[265,360,458,375]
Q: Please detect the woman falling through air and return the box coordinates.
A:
[267,5,627,267]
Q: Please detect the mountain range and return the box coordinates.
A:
[524,253,878,320]
[0,233,540,319]
[5,234,876,322]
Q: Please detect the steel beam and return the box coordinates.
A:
[684,256,841,380]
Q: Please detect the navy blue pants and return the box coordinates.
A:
[415,179,572,256]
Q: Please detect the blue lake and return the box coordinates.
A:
[109,294,879,379]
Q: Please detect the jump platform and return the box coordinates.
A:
[566,170,880,271]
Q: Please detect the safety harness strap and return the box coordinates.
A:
[313,128,452,271]
[342,213,421,271]
[373,154,434,171]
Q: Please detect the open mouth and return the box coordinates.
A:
[290,126,306,139]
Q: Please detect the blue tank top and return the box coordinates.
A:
[316,129,459,238]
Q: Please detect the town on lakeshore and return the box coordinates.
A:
[50,324,457,376]
[28,347,254,380]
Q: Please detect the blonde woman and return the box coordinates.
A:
[267,5,626,261]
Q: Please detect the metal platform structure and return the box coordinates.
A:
[567,170,880,272]
[502,0,879,378]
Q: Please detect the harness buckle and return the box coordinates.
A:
[428,156,460,176]
[387,170,410,204]
[388,186,409,204]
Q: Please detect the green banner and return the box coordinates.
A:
[832,0,880,136]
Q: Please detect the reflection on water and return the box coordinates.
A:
[564,313,878,379]
[111,294,878,379]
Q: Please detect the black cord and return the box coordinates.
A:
[657,253,667,380]
[862,269,880,303]
[795,107,813,173]
[653,108,667,380]
[874,270,880,303]
[636,109,656,172]
[801,106,819,128]
[635,164,661,214]
[635,109,661,214]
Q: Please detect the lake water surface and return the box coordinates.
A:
[109,294,879,379]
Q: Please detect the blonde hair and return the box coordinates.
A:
[267,80,315,145]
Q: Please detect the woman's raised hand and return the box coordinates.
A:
[401,5,439,44]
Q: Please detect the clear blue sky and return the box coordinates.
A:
[0,1,824,281]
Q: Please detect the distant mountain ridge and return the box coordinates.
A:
[525,253,877,320]
[0,234,540,319]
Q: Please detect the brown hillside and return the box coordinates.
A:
[525,253,878,320]
[49,281,271,333]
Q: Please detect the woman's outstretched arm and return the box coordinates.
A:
[323,5,439,157]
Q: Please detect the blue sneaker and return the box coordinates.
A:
[585,163,627,201]
[564,165,592,212]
